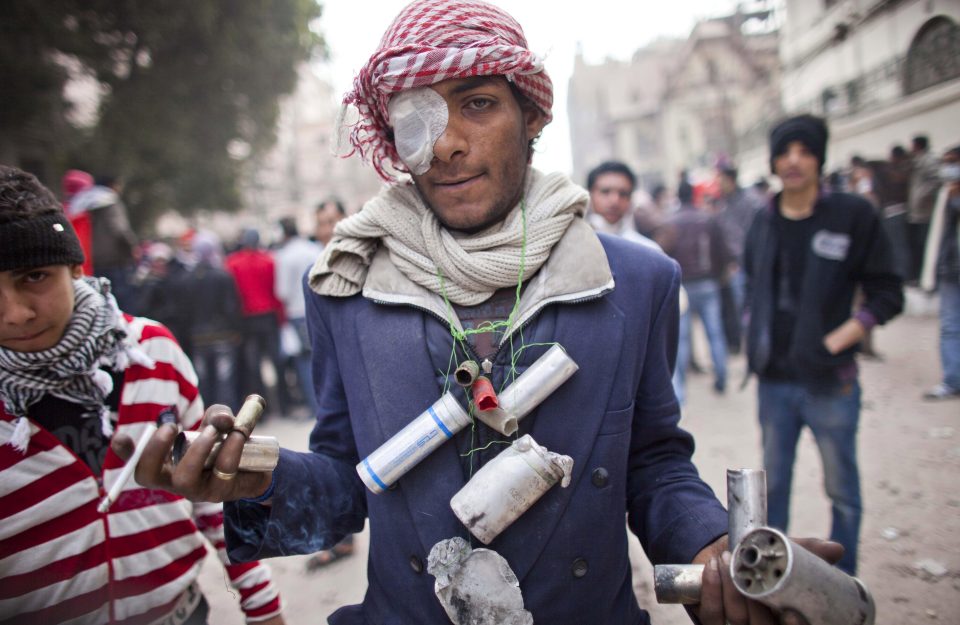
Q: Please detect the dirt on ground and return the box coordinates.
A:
[200,298,960,624]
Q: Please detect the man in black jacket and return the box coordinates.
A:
[743,114,903,575]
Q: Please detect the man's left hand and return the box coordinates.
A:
[693,536,844,625]
[823,318,867,355]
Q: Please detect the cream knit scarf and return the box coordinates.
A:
[309,169,588,305]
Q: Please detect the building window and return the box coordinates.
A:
[904,16,960,95]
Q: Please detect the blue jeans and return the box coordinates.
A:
[758,379,862,574]
[940,281,960,391]
[289,317,319,414]
[677,279,728,392]
[192,341,239,409]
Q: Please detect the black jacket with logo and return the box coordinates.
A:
[743,190,904,389]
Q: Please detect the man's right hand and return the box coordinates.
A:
[111,404,273,503]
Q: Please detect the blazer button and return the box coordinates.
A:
[409,555,424,574]
[591,467,609,488]
[571,557,588,578]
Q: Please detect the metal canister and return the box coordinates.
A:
[476,344,579,436]
[727,468,767,548]
[731,527,875,625]
[450,434,573,544]
[357,392,471,494]
[171,431,279,472]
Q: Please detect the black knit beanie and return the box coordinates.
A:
[0,166,86,272]
[769,114,829,173]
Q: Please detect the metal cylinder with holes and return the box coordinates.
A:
[731,527,875,625]
[654,468,767,604]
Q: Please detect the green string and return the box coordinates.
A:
[435,199,560,471]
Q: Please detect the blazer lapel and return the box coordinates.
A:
[492,298,625,582]
[355,303,468,555]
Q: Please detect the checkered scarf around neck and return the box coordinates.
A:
[341,0,553,182]
[308,168,587,305]
[1,276,156,453]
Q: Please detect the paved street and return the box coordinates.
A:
[201,297,959,624]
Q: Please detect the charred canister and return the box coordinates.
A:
[357,392,471,494]
[450,434,573,544]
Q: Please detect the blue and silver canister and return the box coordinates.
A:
[357,391,471,494]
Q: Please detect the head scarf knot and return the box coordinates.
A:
[341,0,553,182]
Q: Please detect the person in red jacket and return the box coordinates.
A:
[61,169,95,276]
[0,165,285,624]
[226,229,290,417]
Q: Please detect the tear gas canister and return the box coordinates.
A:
[450,434,573,544]
[357,392,471,494]
[731,527,875,625]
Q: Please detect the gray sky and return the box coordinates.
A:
[316,0,744,175]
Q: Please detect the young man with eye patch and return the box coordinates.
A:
[129,2,843,623]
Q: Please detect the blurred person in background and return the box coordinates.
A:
[743,115,903,574]
[60,169,95,276]
[314,198,346,247]
[920,145,960,400]
[70,174,140,311]
[908,135,941,283]
[132,241,193,354]
[274,216,322,417]
[657,179,732,400]
[226,229,289,418]
[848,155,878,208]
[713,163,764,354]
[0,165,283,625]
[586,160,661,251]
[635,183,670,238]
[186,231,244,409]
[875,145,912,280]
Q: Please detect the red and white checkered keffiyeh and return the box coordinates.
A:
[342,0,553,182]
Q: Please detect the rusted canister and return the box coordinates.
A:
[454,360,480,387]
[450,434,573,544]
[357,392,471,494]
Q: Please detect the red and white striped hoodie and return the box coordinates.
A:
[0,315,281,624]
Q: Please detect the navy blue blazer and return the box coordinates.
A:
[225,234,728,624]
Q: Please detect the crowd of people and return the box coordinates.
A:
[62,182,349,420]
[1,1,957,623]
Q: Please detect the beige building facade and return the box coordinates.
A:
[567,6,781,191]
[780,0,960,167]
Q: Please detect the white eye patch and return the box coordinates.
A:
[388,87,448,175]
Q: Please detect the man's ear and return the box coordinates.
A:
[522,102,547,143]
[70,264,83,279]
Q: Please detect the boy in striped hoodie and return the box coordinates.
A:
[0,165,284,624]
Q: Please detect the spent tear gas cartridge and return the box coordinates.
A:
[171,432,279,472]
[170,394,278,473]
[732,527,876,625]
[357,392,471,494]
[476,344,579,436]
[655,468,766,604]
[726,468,767,548]
[450,434,573,544]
